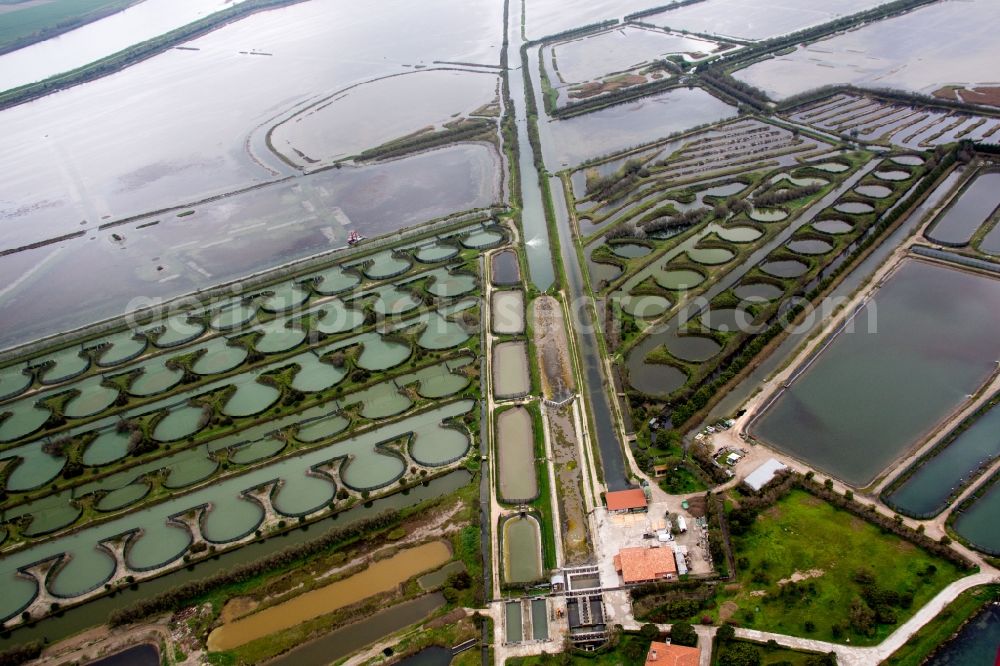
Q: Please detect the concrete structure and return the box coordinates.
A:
[645,641,700,666]
[613,546,677,584]
[673,544,688,576]
[743,457,788,492]
[605,488,648,513]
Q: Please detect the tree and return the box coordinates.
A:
[716,624,736,642]
[717,642,762,666]
[640,623,659,640]
[670,621,698,647]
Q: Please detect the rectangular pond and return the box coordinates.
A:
[885,398,1000,517]
[953,479,1000,555]
[752,258,1000,486]
[926,172,1000,247]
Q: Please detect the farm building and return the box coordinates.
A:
[613,546,677,584]
[605,488,648,513]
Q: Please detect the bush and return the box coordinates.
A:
[670,621,698,647]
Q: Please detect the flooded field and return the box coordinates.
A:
[542,86,737,168]
[926,172,1000,247]
[269,69,498,166]
[0,0,503,249]
[643,0,894,41]
[0,145,501,350]
[885,399,1000,518]
[0,0,246,92]
[752,259,1000,486]
[207,541,450,650]
[550,26,717,85]
[735,0,1000,98]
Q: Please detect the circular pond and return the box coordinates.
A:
[854,184,892,199]
[365,253,412,280]
[97,482,150,512]
[222,378,280,417]
[202,496,264,543]
[314,301,365,334]
[657,269,705,291]
[262,284,310,313]
[664,334,720,362]
[5,447,65,490]
[760,259,809,278]
[717,226,762,243]
[359,386,411,419]
[411,424,469,466]
[0,366,31,401]
[48,547,115,598]
[0,402,51,442]
[620,294,671,318]
[296,414,349,443]
[418,315,470,350]
[211,302,257,331]
[341,450,405,490]
[629,356,687,396]
[152,405,206,442]
[734,282,783,302]
[357,337,410,371]
[291,355,345,393]
[151,316,204,348]
[874,170,909,181]
[415,243,459,263]
[427,272,476,298]
[687,247,734,265]
[310,266,359,295]
[701,308,754,333]
[589,259,623,285]
[97,333,147,367]
[812,219,853,235]
[165,455,219,488]
[812,162,850,173]
[191,340,248,375]
[38,348,90,384]
[129,363,182,396]
[891,155,924,166]
[273,473,335,516]
[127,524,192,570]
[611,243,651,259]
[749,208,788,222]
[786,239,833,255]
[835,201,874,215]
[253,321,306,354]
[230,438,286,465]
[703,181,746,197]
[373,289,421,316]
[83,430,131,466]
[63,377,120,419]
[22,504,81,537]
[462,228,504,249]
[415,370,468,399]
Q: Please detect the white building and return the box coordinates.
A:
[743,458,789,492]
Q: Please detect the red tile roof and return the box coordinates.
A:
[614,546,677,584]
[605,488,648,511]
[646,642,700,666]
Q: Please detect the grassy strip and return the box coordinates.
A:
[0,0,139,55]
[882,584,999,666]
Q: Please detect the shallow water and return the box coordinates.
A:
[926,172,1000,247]
[496,407,538,502]
[503,516,542,584]
[207,541,451,650]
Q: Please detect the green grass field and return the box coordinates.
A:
[718,490,963,645]
[0,0,138,52]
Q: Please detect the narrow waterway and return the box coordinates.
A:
[508,1,556,291]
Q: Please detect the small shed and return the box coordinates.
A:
[744,458,789,492]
